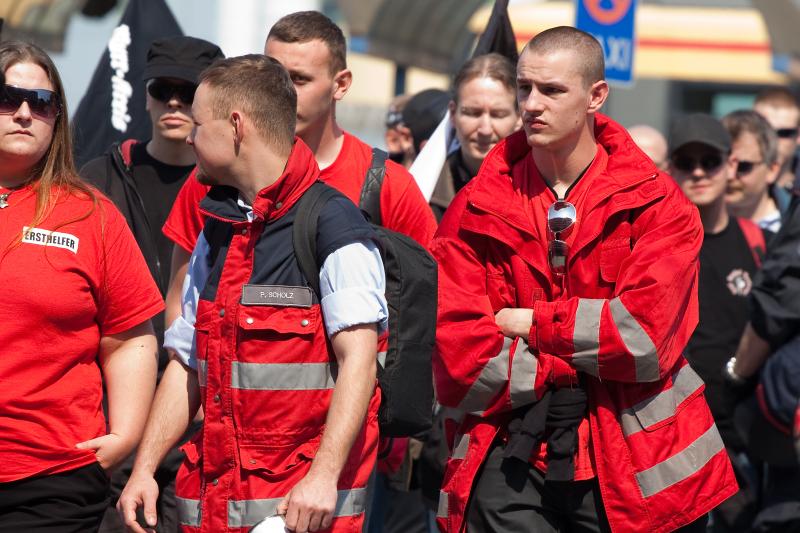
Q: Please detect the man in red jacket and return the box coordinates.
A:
[431,26,736,532]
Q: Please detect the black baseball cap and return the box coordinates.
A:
[668,113,732,156]
[402,89,450,153]
[142,36,225,85]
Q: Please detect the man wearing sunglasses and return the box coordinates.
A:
[723,110,789,234]
[431,27,734,533]
[79,35,224,533]
[753,88,800,192]
[668,113,769,531]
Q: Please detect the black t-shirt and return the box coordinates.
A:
[685,218,759,449]
[129,141,195,287]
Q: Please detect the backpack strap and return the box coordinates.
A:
[292,182,340,298]
[737,217,766,268]
[358,148,388,226]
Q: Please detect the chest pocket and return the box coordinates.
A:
[599,214,633,284]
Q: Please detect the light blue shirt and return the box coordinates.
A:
[164,200,388,370]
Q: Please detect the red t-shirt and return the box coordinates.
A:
[162,133,438,252]
[0,184,164,482]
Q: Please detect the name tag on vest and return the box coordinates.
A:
[241,285,313,307]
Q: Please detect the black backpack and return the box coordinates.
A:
[293,149,437,437]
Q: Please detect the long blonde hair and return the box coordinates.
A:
[0,41,97,232]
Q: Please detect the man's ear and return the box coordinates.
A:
[587,80,609,114]
[231,111,243,153]
[332,69,353,102]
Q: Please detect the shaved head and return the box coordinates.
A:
[522,26,604,87]
[629,124,668,170]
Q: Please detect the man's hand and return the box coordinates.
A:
[277,471,338,532]
[117,471,160,533]
[495,308,534,340]
[75,432,132,472]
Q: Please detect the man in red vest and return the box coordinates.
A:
[118,55,386,533]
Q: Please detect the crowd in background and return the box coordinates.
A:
[0,8,798,533]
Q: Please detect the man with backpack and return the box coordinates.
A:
[668,113,767,532]
[159,12,439,530]
[118,54,388,533]
[79,35,224,533]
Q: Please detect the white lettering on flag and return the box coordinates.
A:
[108,24,133,133]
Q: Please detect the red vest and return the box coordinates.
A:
[174,140,379,532]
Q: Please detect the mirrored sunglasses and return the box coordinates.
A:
[547,200,576,275]
[0,84,60,119]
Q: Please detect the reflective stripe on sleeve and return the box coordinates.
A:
[437,491,449,519]
[197,359,207,387]
[609,298,660,382]
[620,364,705,437]
[177,497,202,527]
[452,433,470,460]
[456,337,513,415]
[635,424,725,498]
[509,339,538,408]
[227,487,367,528]
[572,299,604,377]
[230,362,335,390]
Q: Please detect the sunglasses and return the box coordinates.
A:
[0,84,60,119]
[670,152,723,174]
[775,128,798,139]
[735,159,764,176]
[547,200,576,275]
[147,79,197,105]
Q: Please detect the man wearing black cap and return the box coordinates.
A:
[668,113,766,532]
[80,35,224,533]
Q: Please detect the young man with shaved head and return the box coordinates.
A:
[432,26,735,532]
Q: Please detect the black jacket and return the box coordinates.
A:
[80,140,166,293]
[750,193,800,348]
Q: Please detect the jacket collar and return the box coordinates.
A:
[466,113,661,237]
[200,138,320,224]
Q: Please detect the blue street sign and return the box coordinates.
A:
[575,0,638,86]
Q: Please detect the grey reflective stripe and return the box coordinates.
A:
[228,488,367,528]
[437,491,448,519]
[177,497,201,527]
[452,433,469,460]
[609,298,660,382]
[572,299,604,377]
[509,339,538,408]
[636,424,725,498]
[197,359,207,387]
[620,364,705,437]
[441,407,465,426]
[377,351,387,367]
[231,362,335,390]
[456,337,512,415]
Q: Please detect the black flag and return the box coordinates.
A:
[473,0,518,62]
[72,0,182,168]
[410,0,518,200]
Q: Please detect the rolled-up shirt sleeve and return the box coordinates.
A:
[319,239,388,336]
[163,232,211,370]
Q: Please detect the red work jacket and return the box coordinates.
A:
[174,140,379,532]
[431,115,737,533]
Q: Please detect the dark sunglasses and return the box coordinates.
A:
[0,84,60,119]
[147,79,197,104]
[670,152,723,174]
[547,200,576,275]
[776,128,798,139]
[735,159,764,176]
